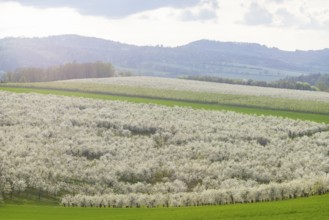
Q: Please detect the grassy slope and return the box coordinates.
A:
[1,86,328,124]
[1,194,329,220]
[5,81,329,114]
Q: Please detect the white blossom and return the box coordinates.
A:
[0,91,328,207]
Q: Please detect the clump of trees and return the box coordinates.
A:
[1,61,116,83]
[280,73,329,92]
[182,75,325,91]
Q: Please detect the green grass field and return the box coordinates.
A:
[1,194,329,220]
[1,86,328,124]
[5,81,329,115]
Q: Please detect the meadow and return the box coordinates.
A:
[0,85,328,124]
[64,76,329,102]
[1,194,329,220]
[4,77,329,116]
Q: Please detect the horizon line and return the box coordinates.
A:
[1,34,328,52]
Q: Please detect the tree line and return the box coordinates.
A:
[62,177,329,208]
[182,74,329,92]
[0,62,116,83]
[281,73,329,92]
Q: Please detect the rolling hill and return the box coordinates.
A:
[1,35,329,81]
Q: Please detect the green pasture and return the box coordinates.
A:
[0,86,328,124]
[1,194,329,220]
[5,81,329,115]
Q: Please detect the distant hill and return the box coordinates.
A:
[1,35,329,81]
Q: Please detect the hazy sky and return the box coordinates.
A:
[0,0,328,51]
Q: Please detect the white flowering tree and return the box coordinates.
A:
[0,91,328,206]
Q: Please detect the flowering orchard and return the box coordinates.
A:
[0,91,328,207]
[68,76,329,102]
[14,76,329,114]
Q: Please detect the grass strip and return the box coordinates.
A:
[6,81,329,115]
[1,86,328,124]
[1,194,329,220]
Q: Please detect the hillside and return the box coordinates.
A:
[1,35,329,81]
[3,76,329,123]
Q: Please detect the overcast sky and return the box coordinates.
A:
[0,0,328,51]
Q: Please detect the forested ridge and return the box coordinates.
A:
[1,35,329,80]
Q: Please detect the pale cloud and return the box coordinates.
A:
[325,19,329,28]
[273,1,329,30]
[266,0,289,3]
[242,0,329,30]
[275,8,300,27]
[0,0,202,18]
[0,2,83,36]
[243,3,273,25]
[179,0,219,21]
[180,8,217,21]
